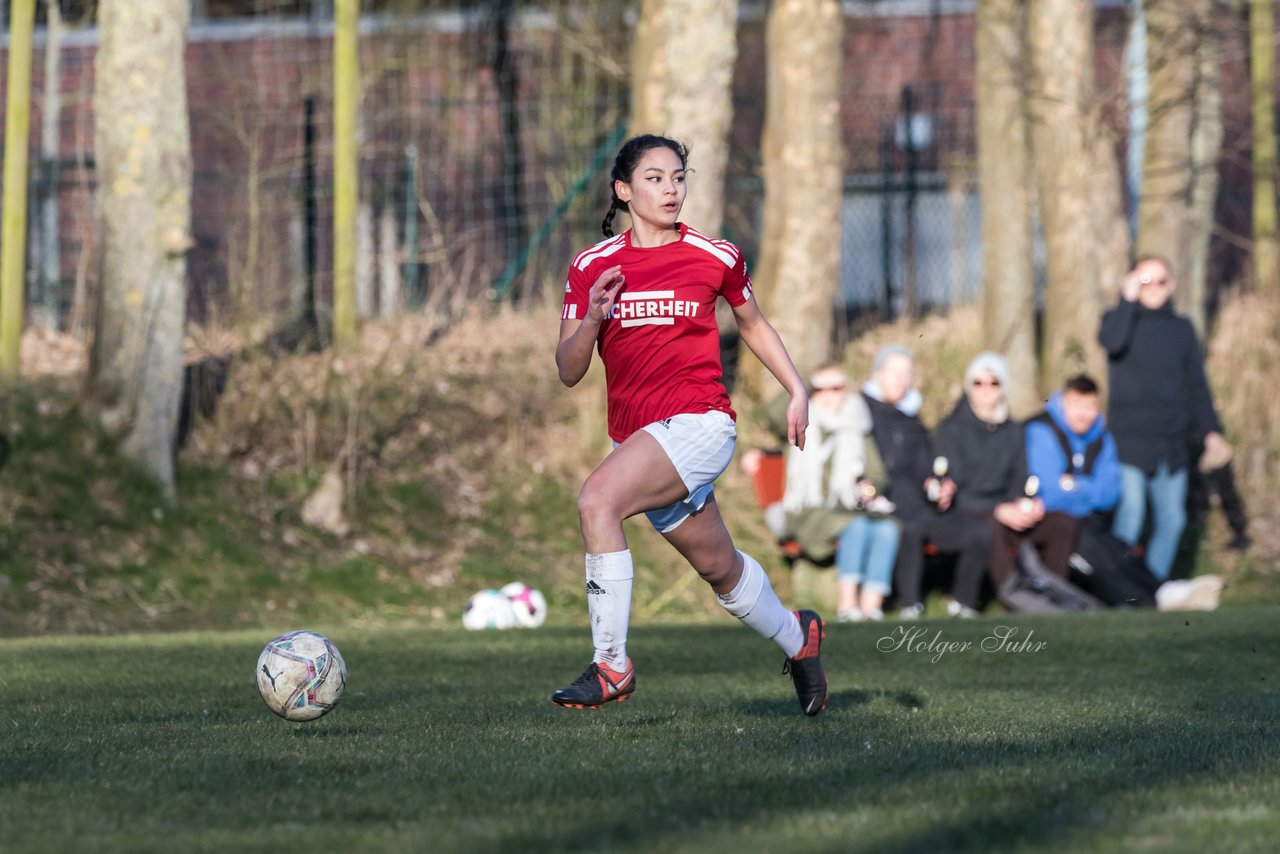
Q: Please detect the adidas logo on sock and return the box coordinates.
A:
[586,580,607,595]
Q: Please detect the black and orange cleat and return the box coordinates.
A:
[783,610,828,716]
[551,659,636,709]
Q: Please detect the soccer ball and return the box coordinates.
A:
[501,581,547,628]
[256,630,347,722]
[462,589,516,630]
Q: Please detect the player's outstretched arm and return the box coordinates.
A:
[732,297,809,449]
[556,265,624,386]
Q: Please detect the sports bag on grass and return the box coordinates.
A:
[998,540,1102,613]
[1068,516,1159,608]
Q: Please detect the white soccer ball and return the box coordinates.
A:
[256,630,347,722]
[501,581,548,628]
[462,589,516,630]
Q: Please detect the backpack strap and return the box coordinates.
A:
[1026,411,1103,476]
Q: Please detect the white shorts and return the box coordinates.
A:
[632,410,737,533]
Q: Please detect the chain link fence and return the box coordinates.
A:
[0,0,1265,337]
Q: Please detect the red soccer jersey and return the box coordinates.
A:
[561,223,754,442]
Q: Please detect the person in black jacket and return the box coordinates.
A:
[862,345,991,619]
[1097,254,1231,581]
[936,353,1078,611]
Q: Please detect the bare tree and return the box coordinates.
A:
[741,0,843,391]
[1250,0,1280,291]
[88,0,193,498]
[630,0,739,237]
[1186,7,1223,328]
[1137,0,1221,333]
[975,0,1038,415]
[1026,0,1111,391]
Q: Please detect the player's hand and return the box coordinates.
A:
[585,265,625,323]
[786,391,809,450]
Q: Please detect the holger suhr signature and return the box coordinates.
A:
[876,625,1047,663]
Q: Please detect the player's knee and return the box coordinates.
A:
[695,558,734,588]
[577,480,622,530]
[692,548,739,588]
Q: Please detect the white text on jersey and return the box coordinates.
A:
[609,291,698,328]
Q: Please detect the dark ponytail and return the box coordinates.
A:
[601,197,628,238]
[601,133,689,238]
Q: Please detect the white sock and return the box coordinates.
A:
[586,550,633,671]
[718,550,803,658]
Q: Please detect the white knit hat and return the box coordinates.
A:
[963,351,1010,390]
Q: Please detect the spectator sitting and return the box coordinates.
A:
[862,345,991,619]
[1024,374,1121,522]
[748,364,900,623]
[1026,374,1221,611]
[935,352,1078,614]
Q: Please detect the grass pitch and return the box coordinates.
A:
[3,607,1279,853]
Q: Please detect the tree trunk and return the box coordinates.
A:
[1027,0,1106,392]
[356,199,375,319]
[1091,122,1133,308]
[1187,6,1222,332]
[629,0,738,238]
[377,204,402,319]
[975,0,1038,416]
[34,0,63,332]
[1251,0,1280,291]
[737,0,842,395]
[89,0,192,498]
[1137,0,1219,333]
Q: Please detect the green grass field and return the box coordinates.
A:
[4,607,1279,853]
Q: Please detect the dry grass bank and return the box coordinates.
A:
[4,295,1275,635]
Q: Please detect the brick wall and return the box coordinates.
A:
[0,6,1270,326]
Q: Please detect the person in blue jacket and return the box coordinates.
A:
[1024,374,1121,522]
[1026,373,1222,611]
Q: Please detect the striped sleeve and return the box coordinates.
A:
[561,263,586,321]
[720,244,753,307]
[563,235,625,321]
[685,228,752,307]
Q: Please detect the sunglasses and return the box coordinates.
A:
[971,379,1001,388]
[1139,274,1171,287]
[813,384,846,392]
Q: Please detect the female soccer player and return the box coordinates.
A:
[552,134,827,716]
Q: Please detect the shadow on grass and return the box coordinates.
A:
[496,713,1277,852]
[3,613,1278,851]
[739,688,926,718]
[488,617,1280,852]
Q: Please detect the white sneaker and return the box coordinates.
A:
[863,607,885,622]
[836,608,865,623]
[899,603,924,620]
[946,599,979,619]
[1156,575,1223,611]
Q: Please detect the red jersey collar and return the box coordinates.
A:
[624,222,687,249]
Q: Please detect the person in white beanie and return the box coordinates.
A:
[934,351,1078,615]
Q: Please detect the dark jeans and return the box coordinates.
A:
[988,511,1079,589]
[895,510,993,609]
[1189,463,1249,543]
